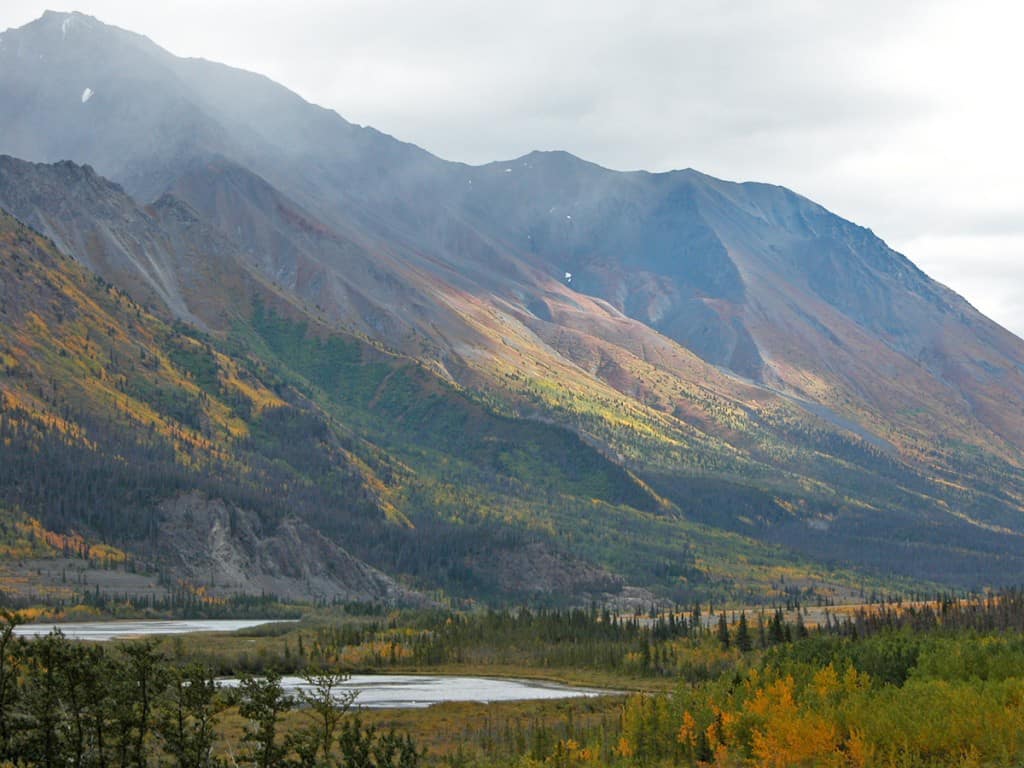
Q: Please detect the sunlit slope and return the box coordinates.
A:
[112,158,1024,586]
[3,203,926,603]
[0,208,796,601]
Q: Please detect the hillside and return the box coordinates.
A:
[5,202,834,606]
[1,10,1023,600]
[0,207,425,602]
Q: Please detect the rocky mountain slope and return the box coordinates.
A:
[0,201,702,605]
[1,10,1024,599]
[0,207,419,602]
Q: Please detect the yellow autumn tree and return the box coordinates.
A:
[744,675,844,768]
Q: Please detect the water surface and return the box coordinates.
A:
[12,622,616,707]
[13,619,294,641]
[220,674,611,708]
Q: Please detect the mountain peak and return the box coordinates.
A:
[28,9,98,37]
[511,149,609,173]
[39,9,88,20]
[7,9,161,59]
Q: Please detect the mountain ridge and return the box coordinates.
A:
[1,10,1024,601]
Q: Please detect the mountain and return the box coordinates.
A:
[0,200,681,605]
[1,10,1024,601]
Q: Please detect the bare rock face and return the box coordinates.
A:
[155,492,418,604]
[0,155,264,330]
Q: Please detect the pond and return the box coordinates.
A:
[12,619,295,641]
[219,674,612,708]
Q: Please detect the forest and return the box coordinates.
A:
[5,592,1024,766]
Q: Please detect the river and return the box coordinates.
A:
[11,620,613,706]
[218,674,611,708]
[12,618,296,641]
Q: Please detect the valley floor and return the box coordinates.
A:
[5,593,1024,766]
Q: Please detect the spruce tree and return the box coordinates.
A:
[716,613,730,649]
[735,611,752,652]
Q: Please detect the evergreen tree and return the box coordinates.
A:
[795,612,809,639]
[769,608,787,644]
[0,612,21,759]
[156,664,225,768]
[735,611,752,652]
[237,672,293,768]
[716,613,730,649]
[116,640,169,768]
[20,632,71,768]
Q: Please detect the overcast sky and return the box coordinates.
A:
[3,1,1023,337]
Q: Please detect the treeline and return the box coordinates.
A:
[822,588,1024,638]
[0,614,422,768]
[297,606,773,681]
[0,588,302,621]
[132,605,813,682]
